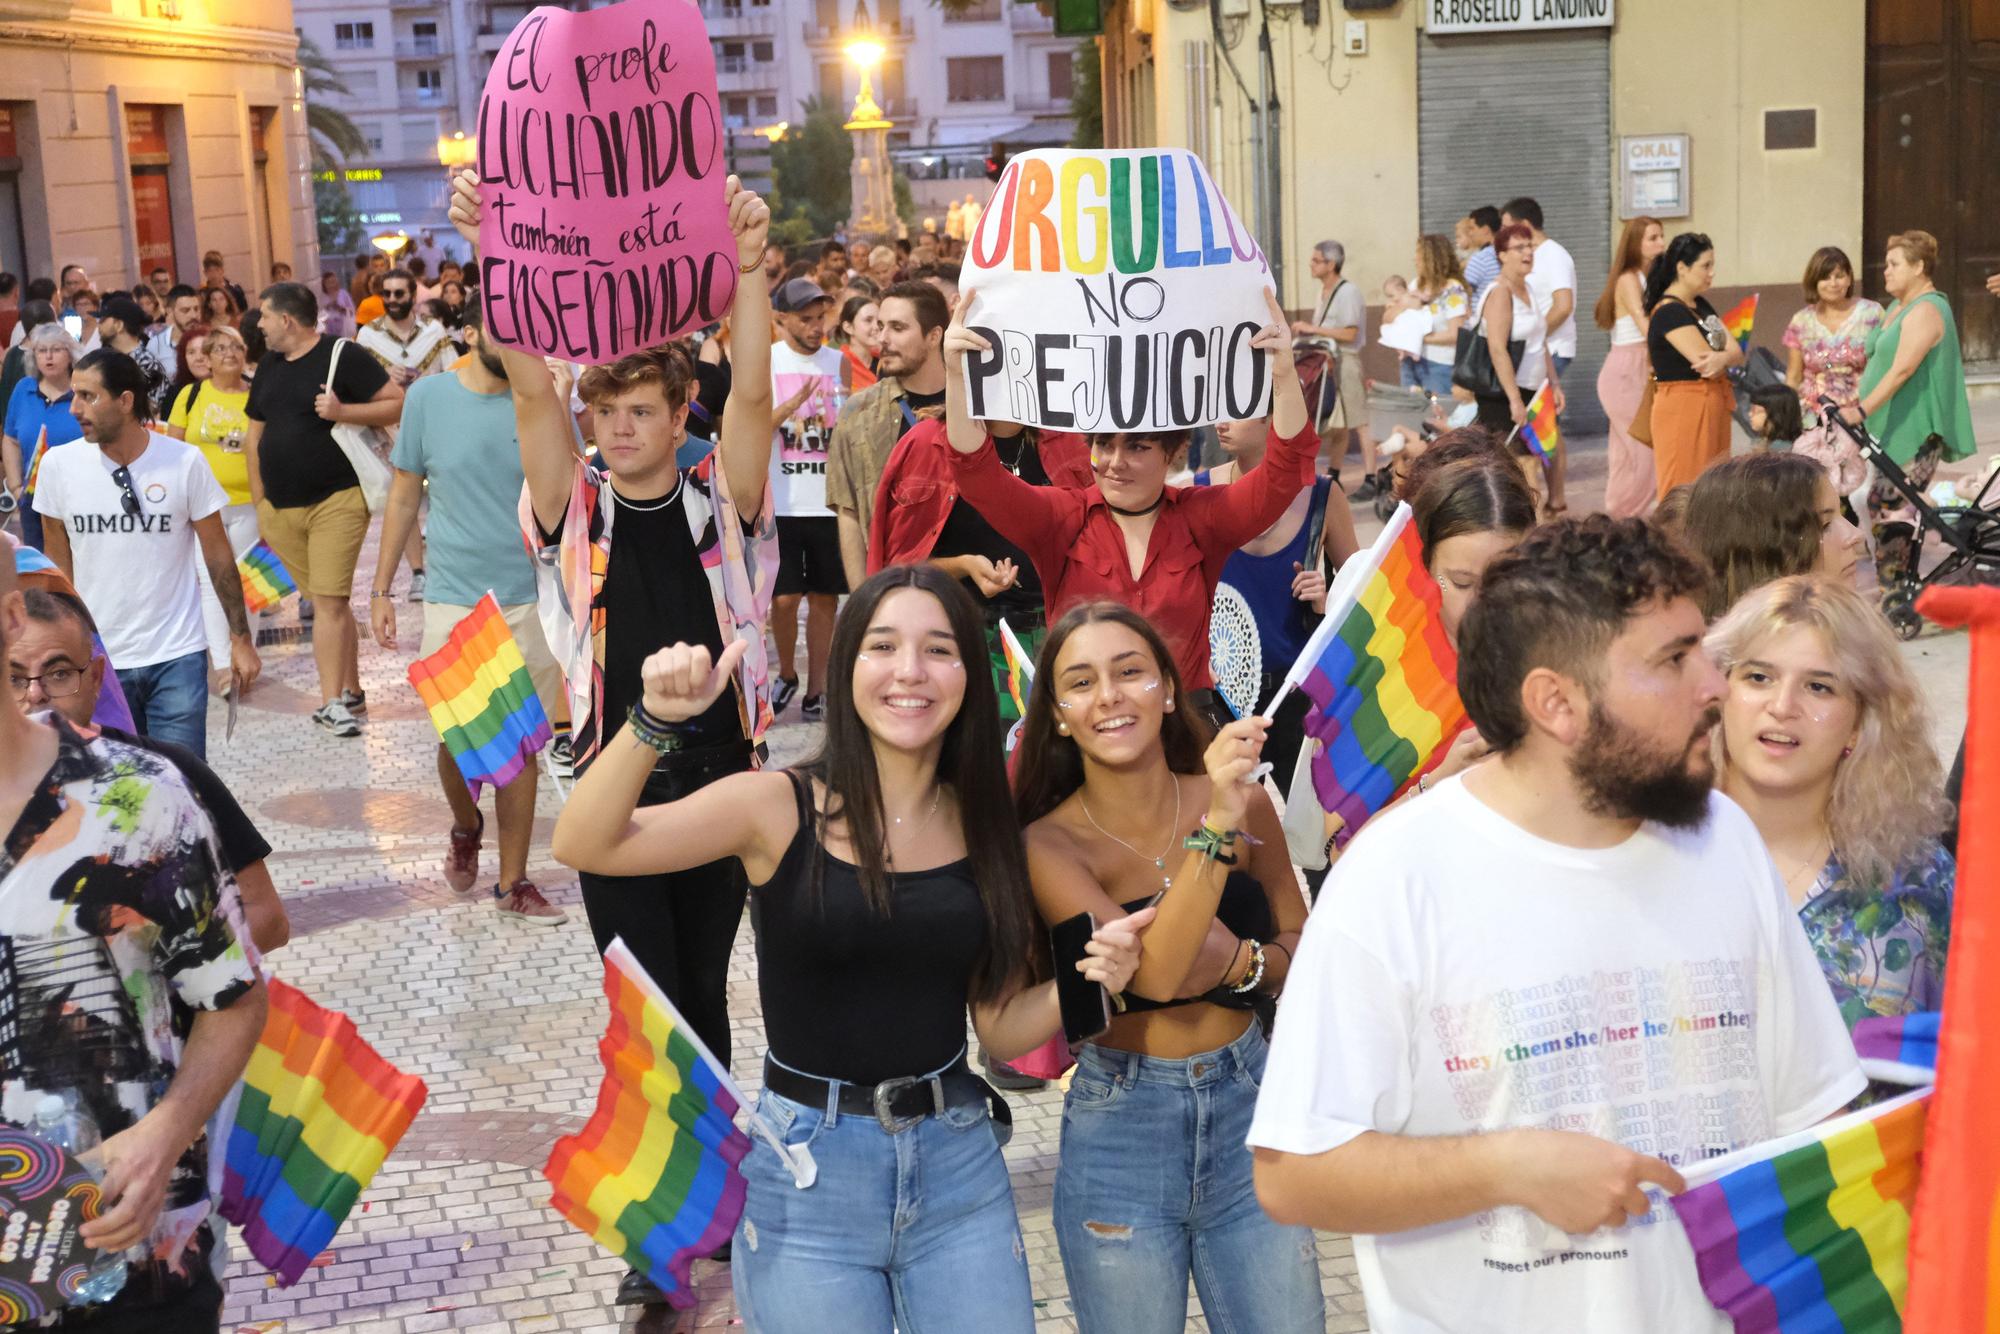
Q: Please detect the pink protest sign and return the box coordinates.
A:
[474,1,738,364]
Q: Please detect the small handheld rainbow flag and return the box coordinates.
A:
[1670,1087,1929,1334]
[1262,504,1464,848]
[21,426,48,494]
[1722,293,1759,351]
[219,979,428,1286]
[998,617,1034,717]
[546,939,813,1310]
[1854,1011,1939,1088]
[1515,383,1559,467]
[237,540,297,614]
[407,592,553,798]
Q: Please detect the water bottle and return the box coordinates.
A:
[30,1094,129,1305]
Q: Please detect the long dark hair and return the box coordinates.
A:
[162,321,213,417]
[1012,602,1213,828]
[1645,231,1714,314]
[797,564,1033,1004]
[1681,452,1825,619]
[1748,384,1803,444]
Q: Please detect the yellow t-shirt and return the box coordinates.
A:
[168,381,254,505]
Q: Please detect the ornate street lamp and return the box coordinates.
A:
[843,0,896,239]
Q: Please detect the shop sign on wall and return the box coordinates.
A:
[1426,0,1614,36]
[1620,135,1690,219]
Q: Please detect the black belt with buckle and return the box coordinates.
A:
[762,1054,1014,1138]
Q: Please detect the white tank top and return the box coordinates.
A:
[1477,282,1546,391]
[1611,314,1645,346]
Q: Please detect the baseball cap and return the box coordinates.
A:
[773,278,832,313]
[100,296,151,332]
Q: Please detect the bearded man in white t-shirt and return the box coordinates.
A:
[1249,515,1863,1334]
[33,349,261,761]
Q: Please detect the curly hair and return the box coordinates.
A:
[1458,515,1710,753]
[1706,575,1948,887]
[1681,453,1825,619]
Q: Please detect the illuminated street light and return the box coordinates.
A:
[372,228,410,256]
[844,0,895,236]
[435,130,477,169]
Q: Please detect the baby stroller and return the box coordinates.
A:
[1822,397,2000,640]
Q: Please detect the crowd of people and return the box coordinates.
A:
[0,156,1981,1334]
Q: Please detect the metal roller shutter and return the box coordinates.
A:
[1418,29,1612,435]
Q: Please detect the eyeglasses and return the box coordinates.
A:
[10,667,84,699]
[109,464,143,518]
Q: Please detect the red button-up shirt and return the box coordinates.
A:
[946,421,1317,690]
[868,418,1093,572]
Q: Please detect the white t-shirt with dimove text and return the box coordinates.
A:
[1528,237,1579,359]
[768,342,844,517]
[33,432,228,669]
[1248,776,1865,1334]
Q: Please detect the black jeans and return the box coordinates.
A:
[575,744,752,1064]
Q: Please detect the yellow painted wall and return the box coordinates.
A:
[1610,0,1866,288]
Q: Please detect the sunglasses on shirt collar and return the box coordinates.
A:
[110,464,143,517]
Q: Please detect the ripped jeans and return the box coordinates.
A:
[732,1085,1034,1333]
[1054,1024,1325,1333]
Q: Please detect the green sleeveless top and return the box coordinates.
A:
[1858,291,1975,465]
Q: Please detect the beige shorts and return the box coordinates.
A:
[256,487,369,599]
[420,599,564,721]
[1325,351,1369,433]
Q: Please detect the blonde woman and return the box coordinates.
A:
[1709,575,1952,1027]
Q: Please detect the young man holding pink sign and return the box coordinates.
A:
[450,166,779,1309]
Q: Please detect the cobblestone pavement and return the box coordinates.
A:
[211,592,1373,1331]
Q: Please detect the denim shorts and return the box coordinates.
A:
[732,1082,1033,1333]
[1055,1023,1325,1333]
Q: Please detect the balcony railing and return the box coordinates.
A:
[699,2,778,31]
[802,16,913,43]
[395,36,444,59]
[400,86,453,110]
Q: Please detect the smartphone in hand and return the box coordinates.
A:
[1049,911,1111,1046]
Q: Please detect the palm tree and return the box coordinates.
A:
[296,33,370,169]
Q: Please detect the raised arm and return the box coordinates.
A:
[940,299,1083,571]
[447,167,584,536]
[715,177,774,514]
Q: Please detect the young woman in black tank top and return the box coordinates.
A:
[554,565,1151,1333]
[1011,601,1324,1332]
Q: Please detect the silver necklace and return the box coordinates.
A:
[1081,777,1182,890]
[610,474,683,513]
[886,786,943,866]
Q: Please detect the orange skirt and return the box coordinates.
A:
[1652,377,1734,501]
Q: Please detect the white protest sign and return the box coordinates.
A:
[959,148,1274,433]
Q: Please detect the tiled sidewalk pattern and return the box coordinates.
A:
[214,599,1372,1332]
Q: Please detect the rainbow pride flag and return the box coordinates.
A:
[237,540,296,614]
[1907,587,2000,1332]
[407,592,552,797]
[998,617,1034,716]
[1266,503,1464,848]
[1854,1012,1939,1087]
[219,979,428,1286]
[546,940,808,1310]
[1517,383,1559,466]
[1671,1088,1929,1333]
[21,426,48,494]
[1722,293,1759,351]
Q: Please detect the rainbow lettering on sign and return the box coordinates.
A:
[969,151,1266,277]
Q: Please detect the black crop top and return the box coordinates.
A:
[1116,870,1277,1014]
[751,772,989,1085]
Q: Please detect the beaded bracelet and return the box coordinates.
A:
[627,703,686,755]
[1229,938,1267,994]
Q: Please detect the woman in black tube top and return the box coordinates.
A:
[553,564,1152,1333]
[1011,600,1323,1333]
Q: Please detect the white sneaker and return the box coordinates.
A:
[312,701,361,737]
[338,687,368,715]
[407,571,426,603]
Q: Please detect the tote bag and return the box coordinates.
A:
[325,338,394,512]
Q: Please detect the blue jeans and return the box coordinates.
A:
[1055,1024,1324,1333]
[1414,358,1456,399]
[1550,352,1573,394]
[17,504,43,552]
[733,1080,1033,1333]
[119,650,209,760]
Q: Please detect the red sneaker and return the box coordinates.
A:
[444,814,483,893]
[495,880,567,926]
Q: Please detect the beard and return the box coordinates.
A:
[475,344,508,381]
[384,299,413,320]
[1569,699,1719,831]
